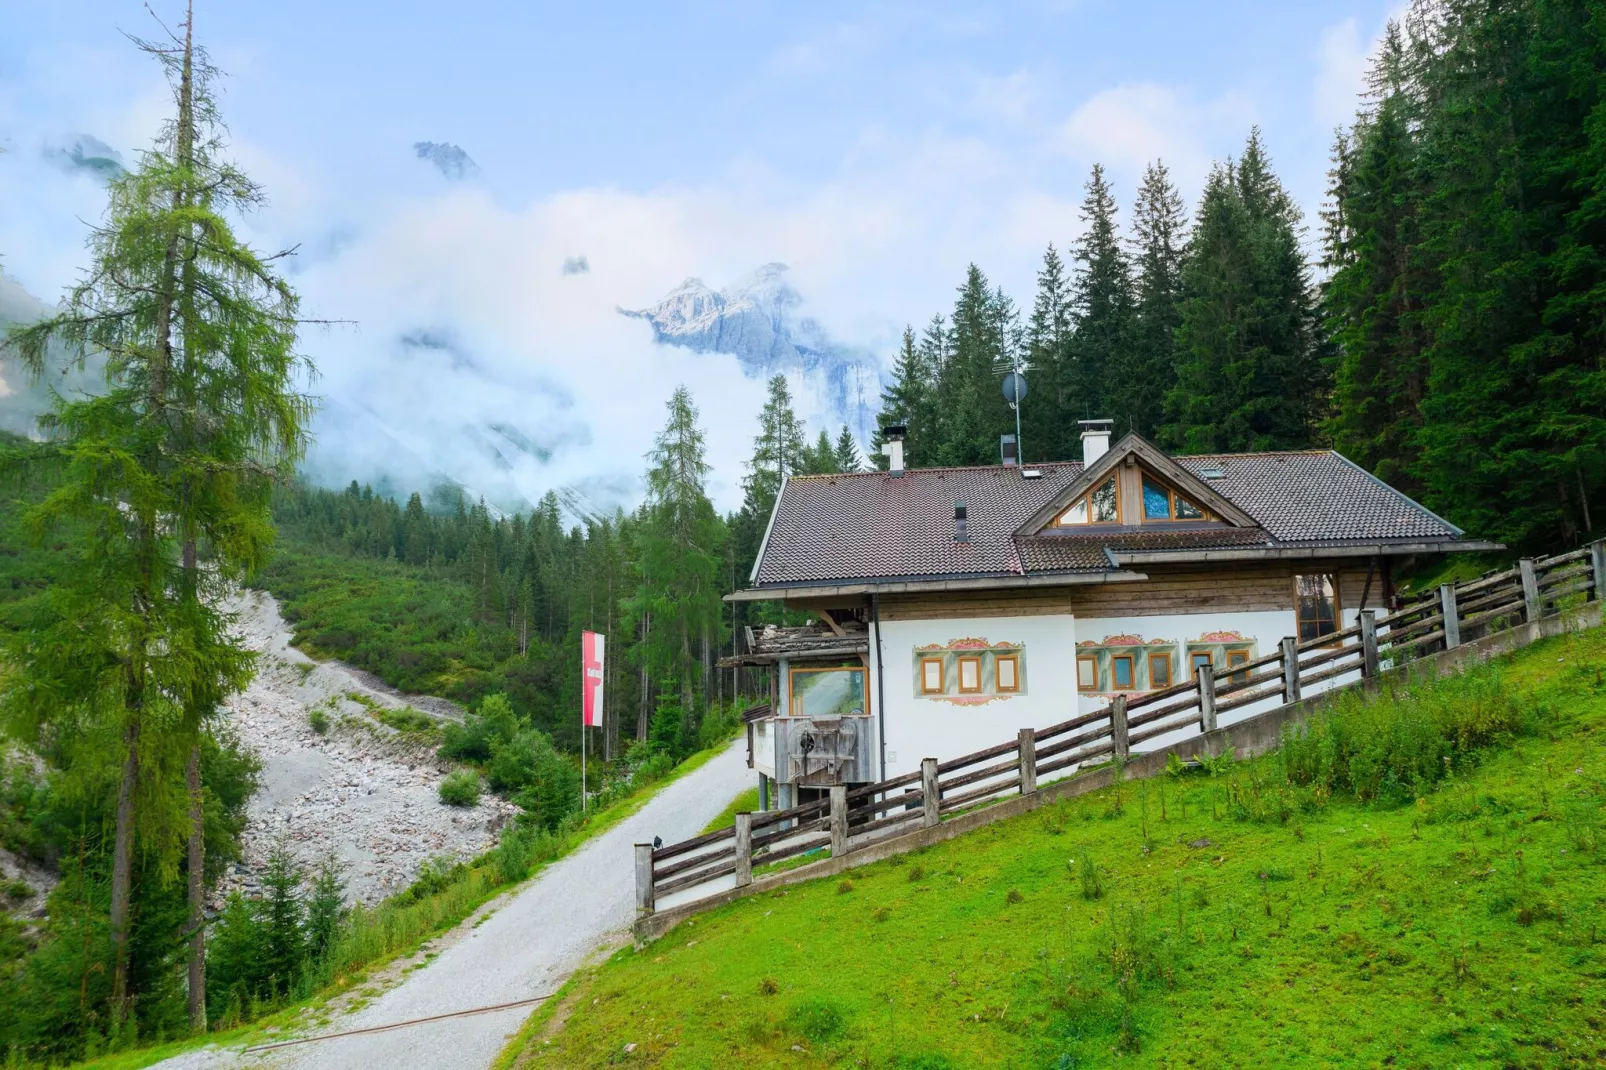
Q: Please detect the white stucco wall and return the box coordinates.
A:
[865,605,1366,779]
[870,614,1078,781]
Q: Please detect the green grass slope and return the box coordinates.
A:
[500,627,1606,1069]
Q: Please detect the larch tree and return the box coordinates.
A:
[0,2,311,1027]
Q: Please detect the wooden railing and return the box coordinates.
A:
[636,542,1606,915]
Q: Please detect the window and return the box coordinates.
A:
[1191,651,1213,679]
[1225,649,1250,684]
[996,655,1020,693]
[919,658,944,695]
[1055,476,1119,526]
[1111,654,1135,690]
[1141,474,1206,522]
[789,666,867,718]
[957,656,982,694]
[1295,574,1341,644]
[1077,656,1098,691]
[1149,651,1172,688]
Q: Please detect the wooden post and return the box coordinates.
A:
[1280,637,1301,704]
[1197,664,1217,733]
[1110,696,1129,762]
[1018,728,1037,795]
[829,785,848,857]
[1593,541,1606,604]
[734,814,753,888]
[1359,610,1380,679]
[920,758,940,828]
[1439,583,1461,650]
[634,843,655,915]
[1519,558,1541,623]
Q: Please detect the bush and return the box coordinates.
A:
[1279,668,1536,805]
[308,706,330,735]
[439,693,520,763]
[439,769,481,807]
[785,996,847,1043]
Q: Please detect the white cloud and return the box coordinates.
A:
[1313,18,1369,129]
[1060,82,1257,196]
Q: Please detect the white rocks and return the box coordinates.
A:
[214,592,517,907]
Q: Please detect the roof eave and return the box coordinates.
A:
[725,569,1152,602]
[1108,539,1504,565]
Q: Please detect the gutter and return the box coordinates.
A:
[872,593,887,782]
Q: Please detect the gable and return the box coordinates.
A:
[1016,434,1257,536]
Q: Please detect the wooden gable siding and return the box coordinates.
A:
[866,561,1388,622]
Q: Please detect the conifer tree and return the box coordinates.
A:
[1,3,310,1023]
[833,425,861,472]
[935,265,1016,466]
[1162,130,1323,452]
[1066,164,1134,431]
[872,326,932,468]
[1021,244,1072,461]
[1111,161,1187,439]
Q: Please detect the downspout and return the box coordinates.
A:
[872,593,887,782]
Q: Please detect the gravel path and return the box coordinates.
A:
[160,737,751,1070]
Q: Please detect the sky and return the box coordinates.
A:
[0,0,1399,514]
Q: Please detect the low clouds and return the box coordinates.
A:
[560,255,590,276]
[42,133,124,180]
[1061,83,1257,195]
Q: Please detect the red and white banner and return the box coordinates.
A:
[581,631,605,728]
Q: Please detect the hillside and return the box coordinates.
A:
[499,627,1606,1068]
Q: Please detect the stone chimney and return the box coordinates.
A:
[1079,419,1113,465]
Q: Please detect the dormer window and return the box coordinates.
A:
[1141,475,1206,521]
[1055,476,1118,526]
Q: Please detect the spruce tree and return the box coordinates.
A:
[934,265,1016,466]
[1113,161,1187,440]
[872,326,932,468]
[833,425,861,472]
[1066,164,1134,431]
[1162,130,1324,452]
[1021,244,1073,461]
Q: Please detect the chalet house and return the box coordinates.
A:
[725,420,1495,811]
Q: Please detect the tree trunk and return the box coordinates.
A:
[186,742,206,1032]
[108,717,140,1019]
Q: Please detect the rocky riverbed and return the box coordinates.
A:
[217,591,517,906]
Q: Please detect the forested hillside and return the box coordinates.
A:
[873,0,1602,555]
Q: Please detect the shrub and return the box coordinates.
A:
[439,693,520,763]
[785,996,847,1043]
[1077,855,1104,901]
[439,769,481,807]
[308,706,330,735]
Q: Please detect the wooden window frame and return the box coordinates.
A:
[1189,651,1214,680]
[918,657,945,695]
[1225,648,1250,684]
[1139,472,1208,523]
[1077,655,1099,692]
[956,655,983,694]
[1110,653,1136,691]
[1054,475,1122,527]
[1293,573,1343,647]
[788,665,870,718]
[1148,650,1172,689]
[995,654,1020,693]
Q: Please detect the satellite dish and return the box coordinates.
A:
[1002,372,1028,405]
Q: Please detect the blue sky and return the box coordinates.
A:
[1,1,1398,510]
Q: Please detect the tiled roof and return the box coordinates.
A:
[751,448,1465,588]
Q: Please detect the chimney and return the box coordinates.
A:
[1000,433,1019,467]
[1079,419,1113,465]
[881,423,908,475]
[953,500,969,543]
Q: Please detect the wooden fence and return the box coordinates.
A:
[636,542,1606,915]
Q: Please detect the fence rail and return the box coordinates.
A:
[635,542,1606,915]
